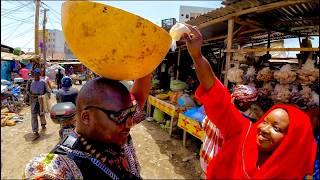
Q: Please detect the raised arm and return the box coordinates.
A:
[184,24,215,91]
[130,73,152,109]
[184,24,247,139]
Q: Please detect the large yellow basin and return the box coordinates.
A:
[61,1,172,80]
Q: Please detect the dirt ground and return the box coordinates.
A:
[1,84,203,179]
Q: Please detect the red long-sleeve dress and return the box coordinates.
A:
[195,78,316,179]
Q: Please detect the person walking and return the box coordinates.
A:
[55,68,64,89]
[28,68,51,138]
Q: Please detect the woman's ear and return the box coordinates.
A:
[80,110,90,125]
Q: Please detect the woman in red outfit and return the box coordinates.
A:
[183,24,317,179]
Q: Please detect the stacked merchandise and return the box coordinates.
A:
[229,54,319,113]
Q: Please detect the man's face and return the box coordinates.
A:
[34,74,40,81]
[85,91,133,146]
[256,108,290,152]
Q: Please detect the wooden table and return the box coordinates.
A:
[146,95,181,136]
[177,113,204,147]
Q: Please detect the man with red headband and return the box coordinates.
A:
[183,24,316,179]
[25,74,151,179]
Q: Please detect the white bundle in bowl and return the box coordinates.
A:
[169,23,191,51]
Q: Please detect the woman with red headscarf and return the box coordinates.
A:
[183,24,317,179]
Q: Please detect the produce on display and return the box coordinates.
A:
[257,67,273,82]
[289,85,301,103]
[227,64,244,83]
[232,85,258,102]
[156,94,169,100]
[233,52,246,63]
[274,64,296,84]
[299,86,312,103]
[170,80,188,91]
[168,91,183,104]
[310,91,319,107]
[258,82,273,97]
[62,1,171,80]
[244,66,256,83]
[297,59,319,85]
[272,84,290,103]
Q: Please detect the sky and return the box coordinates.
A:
[1,1,319,57]
[1,1,221,52]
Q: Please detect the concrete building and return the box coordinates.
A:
[47,29,65,59]
[38,29,77,60]
[179,5,214,23]
[64,42,77,59]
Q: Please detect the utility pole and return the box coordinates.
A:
[34,0,40,55]
[43,8,47,62]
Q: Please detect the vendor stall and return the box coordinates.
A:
[177,113,204,146]
[147,95,183,136]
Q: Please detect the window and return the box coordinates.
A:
[186,14,189,19]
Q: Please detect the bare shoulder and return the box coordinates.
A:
[24,153,83,179]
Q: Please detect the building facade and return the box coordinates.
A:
[47,29,65,59]
[38,29,76,60]
[179,5,214,23]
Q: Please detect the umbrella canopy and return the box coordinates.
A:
[1,52,20,61]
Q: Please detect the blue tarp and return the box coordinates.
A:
[183,106,206,124]
[1,60,13,81]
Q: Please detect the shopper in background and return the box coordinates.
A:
[40,70,52,90]
[55,68,64,89]
[56,76,79,105]
[28,68,50,138]
[19,63,29,82]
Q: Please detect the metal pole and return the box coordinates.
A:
[34,0,40,55]
[43,8,47,62]
[267,30,271,55]
[176,48,181,80]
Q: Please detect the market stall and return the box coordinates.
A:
[147,95,183,136]
[149,0,319,150]
[177,113,204,146]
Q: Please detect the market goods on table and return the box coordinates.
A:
[299,86,312,103]
[272,84,290,103]
[170,80,188,91]
[156,93,169,100]
[258,82,273,97]
[232,85,258,102]
[62,1,171,80]
[244,66,256,83]
[256,67,273,82]
[274,64,296,84]
[297,59,319,85]
[168,91,183,104]
[227,64,244,83]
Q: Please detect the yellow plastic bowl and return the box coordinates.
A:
[61,1,172,80]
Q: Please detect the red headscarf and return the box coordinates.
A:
[244,104,316,178]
